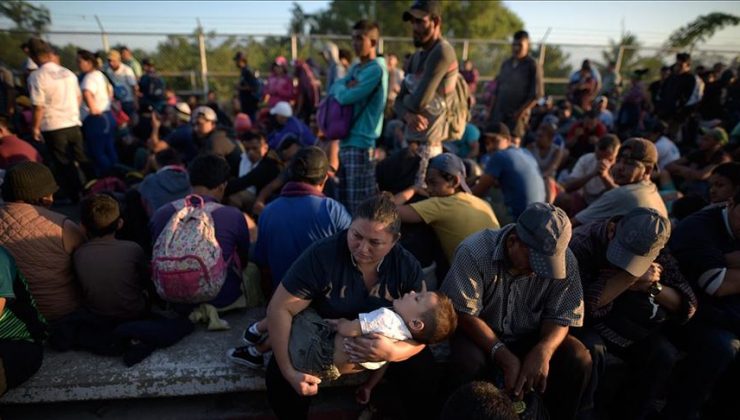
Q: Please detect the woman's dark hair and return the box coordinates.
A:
[188,154,230,189]
[353,192,401,237]
[77,49,99,69]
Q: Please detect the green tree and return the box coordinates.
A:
[309,0,522,40]
[601,32,641,70]
[0,0,51,33]
[667,12,740,51]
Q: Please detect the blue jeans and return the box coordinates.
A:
[82,111,118,176]
[663,319,740,420]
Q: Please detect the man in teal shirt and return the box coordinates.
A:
[329,20,388,214]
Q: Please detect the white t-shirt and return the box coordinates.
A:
[28,61,81,131]
[655,136,681,170]
[568,152,608,204]
[80,70,112,121]
[357,307,412,370]
[106,64,137,104]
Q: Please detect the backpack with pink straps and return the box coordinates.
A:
[152,195,228,303]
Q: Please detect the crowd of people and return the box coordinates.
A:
[1,0,740,419]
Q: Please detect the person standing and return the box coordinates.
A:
[77,49,118,177]
[106,49,139,121]
[234,52,260,121]
[329,20,388,214]
[394,0,459,191]
[26,37,89,201]
[487,30,544,142]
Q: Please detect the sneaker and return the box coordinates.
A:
[242,322,267,345]
[226,345,264,369]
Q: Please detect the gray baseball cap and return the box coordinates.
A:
[429,153,471,193]
[607,207,671,277]
[516,203,572,280]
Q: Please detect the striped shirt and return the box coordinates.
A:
[0,247,46,342]
[441,225,584,342]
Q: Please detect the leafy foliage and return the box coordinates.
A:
[667,12,740,50]
[0,0,50,33]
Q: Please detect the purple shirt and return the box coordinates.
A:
[150,195,250,307]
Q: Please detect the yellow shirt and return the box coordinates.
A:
[410,192,500,262]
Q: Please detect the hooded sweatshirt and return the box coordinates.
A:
[138,166,191,216]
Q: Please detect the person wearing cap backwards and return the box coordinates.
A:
[394,0,459,192]
[267,101,316,150]
[396,152,499,264]
[0,162,85,322]
[666,126,732,199]
[25,37,90,202]
[661,187,740,419]
[234,52,261,122]
[187,105,243,178]
[328,19,388,215]
[441,203,590,420]
[573,138,668,226]
[568,207,696,420]
[105,48,139,120]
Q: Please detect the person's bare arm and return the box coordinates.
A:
[82,90,100,115]
[471,174,498,196]
[253,176,285,215]
[32,106,44,141]
[266,284,320,396]
[515,322,568,397]
[343,333,425,363]
[396,204,424,224]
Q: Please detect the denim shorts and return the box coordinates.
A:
[289,308,340,381]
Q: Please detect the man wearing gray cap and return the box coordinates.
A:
[573,138,667,226]
[441,202,590,420]
[569,207,696,420]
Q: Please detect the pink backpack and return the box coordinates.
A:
[152,195,227,303]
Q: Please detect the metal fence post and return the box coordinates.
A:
[378,37,384,55]
[462,40,469,61]
[291,34,298,62]
[198,29,209,98]
[615,45,625,75]
[538,43,547,68]
[94,15,109,52]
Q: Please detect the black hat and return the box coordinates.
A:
[142,58,154,67]
[402,0,442,21]
[1,161,59,202]
[483,122,511,140]
[233,51,245,61]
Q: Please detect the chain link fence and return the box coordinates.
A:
[2,28,738,104]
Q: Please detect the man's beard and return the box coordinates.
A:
[413,27,433,47]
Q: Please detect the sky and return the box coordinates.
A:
[2,1,739,59]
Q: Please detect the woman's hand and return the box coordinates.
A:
[284,367,322,396]
[343,333,395,363]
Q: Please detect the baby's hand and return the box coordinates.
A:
[356,384,372,405]
[324,318,339,331]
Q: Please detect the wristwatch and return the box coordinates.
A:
[647,282,663,298]
[490,341,506,361]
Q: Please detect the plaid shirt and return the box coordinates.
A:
[570,220,697,347]
[441,225,584,342]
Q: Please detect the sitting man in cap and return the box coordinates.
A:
[267,101,316,150]
[441,203,591,420]
[224,130,283,213]
[662,188,740,419]
[0,162,85,322]
[573,138,667,226]
[396,152,499,266]
[569,207,696,420]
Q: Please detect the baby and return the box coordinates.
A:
[289,290,458,403]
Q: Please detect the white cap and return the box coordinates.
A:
[270,101,293,118]
[192,106,217,122]
[175,102,191,119]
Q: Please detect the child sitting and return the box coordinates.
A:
[75,194,149,321]
[291,291,456,403]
